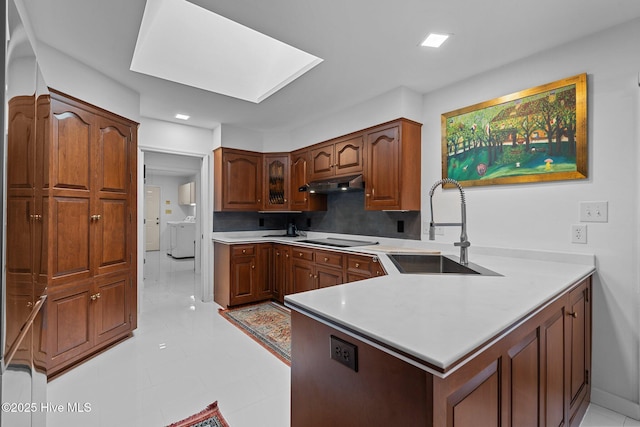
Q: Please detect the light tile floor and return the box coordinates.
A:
[47,251,290,427]
[46,251,637,426]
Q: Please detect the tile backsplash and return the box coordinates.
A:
[213,191,421,240]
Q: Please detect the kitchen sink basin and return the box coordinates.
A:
[389,254,501,276]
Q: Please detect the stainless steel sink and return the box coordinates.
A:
[388,254,501,276]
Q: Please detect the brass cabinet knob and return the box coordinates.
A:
[299,252,303,257]
[568,312,577,318]
[365,194,370,197]
[242,249,246,254]
[276,252,280,256]
[324,257,329,262]
[251,265,255,269]
[355,263,360,268]
[286,253,289,258]
[284,199,287,203]
[309,273,313,278]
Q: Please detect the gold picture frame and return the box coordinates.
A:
[441,73,587,187]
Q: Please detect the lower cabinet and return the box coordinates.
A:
[291,276,591,427]
[47,274,133,377]
[214,242,273,308]
[272,244,291,304]
[214,242,387,308]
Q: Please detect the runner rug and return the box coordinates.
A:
[219,301,291,365]
[167,401,229,427]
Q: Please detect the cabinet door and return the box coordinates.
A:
[50,99,94,285]
[230,255,257,306]
[365,125,400,210]
[506,330,540,427]
[256,244,273,300]
[263,154,290,211]
[47,283,94,367]
[568,279,591,422]
[290,150,326,211]
[309,142,334,181]
[334,135,364,177]
[222,150,263,210]
[540,308,567,427]
[316,266,343,289]
[273,245,291,303]
[94,275,132,346]
[291,259,316,294]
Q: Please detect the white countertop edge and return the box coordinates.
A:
[211,230,595,266]
[287,301,450,378]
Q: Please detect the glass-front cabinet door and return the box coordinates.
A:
[263,154,289,211]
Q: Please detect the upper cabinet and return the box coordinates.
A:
[213,118,421,212]
[178,181,196,206]
[309,134,364,181]
[290,149,327,212]
[365,119,422,211]
[214,147,263,211]
[262,153,290,211]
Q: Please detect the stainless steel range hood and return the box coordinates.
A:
[299,174,364,193]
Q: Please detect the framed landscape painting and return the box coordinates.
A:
[441,73,587,187]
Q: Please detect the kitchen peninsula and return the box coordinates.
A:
[212,231,594,427]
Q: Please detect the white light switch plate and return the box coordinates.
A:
[580,201,608,222]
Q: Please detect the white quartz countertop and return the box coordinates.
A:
[212,231,595,376]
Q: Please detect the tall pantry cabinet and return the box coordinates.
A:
[7,89,138,378]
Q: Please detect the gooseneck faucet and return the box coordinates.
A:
[428,178,470,265]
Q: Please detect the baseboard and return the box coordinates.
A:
[591,387,640,420]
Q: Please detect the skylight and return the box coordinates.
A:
[130,0,323,103]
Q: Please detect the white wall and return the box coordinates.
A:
[145,174,196,251]
[288,86,423,150]
[421,19,640,417]
[35,42,140,122]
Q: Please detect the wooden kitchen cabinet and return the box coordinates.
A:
[365,118,422,211]
[213,242,273,308]
[263,153,290,211]
[291,276,592,427]
[291,248,345,292]
[346,254,385,282]
[272,244,291,303]
[289,149,327,211]
[48,273,133,370]
[309,134,364,181]
[214,147,263,211]
[6,89,138,378]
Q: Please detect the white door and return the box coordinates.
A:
[145,186,160,251]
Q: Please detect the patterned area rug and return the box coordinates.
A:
[219,302,291,365]
[167,401,229,427]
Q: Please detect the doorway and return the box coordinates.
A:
[144,185,160,251]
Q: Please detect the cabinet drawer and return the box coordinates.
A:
[232,245,256,257]
[292,247,314,261]
[315,250,344,269]
[347,255,376,274]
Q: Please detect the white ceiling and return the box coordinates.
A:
[22,0,640,133]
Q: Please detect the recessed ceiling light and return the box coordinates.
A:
[421,33,450,48]
[175,114,190,120]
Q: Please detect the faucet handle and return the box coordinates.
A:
[428,224,436,240]
[454,241,471,248]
